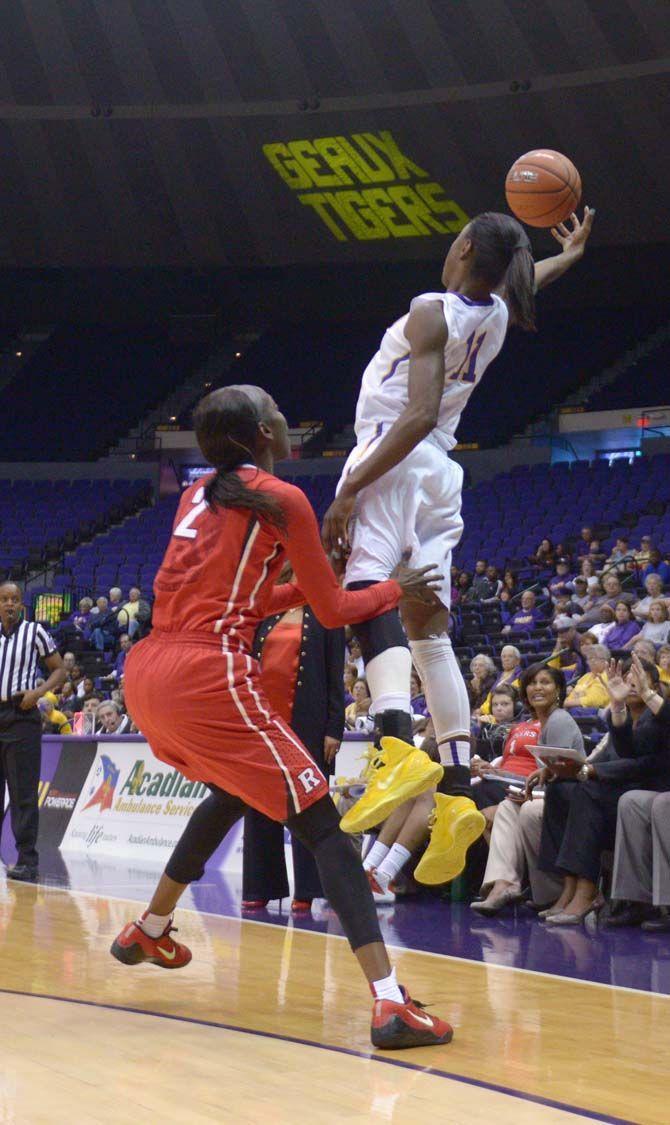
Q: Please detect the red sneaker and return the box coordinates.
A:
[241,899,269,911]
[366,868,395,904]
[110,916,192,969]
[290,899,312,914]
[371,986,453,1049]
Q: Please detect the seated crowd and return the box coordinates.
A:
[35,586,150,736]
[345,528,670,932]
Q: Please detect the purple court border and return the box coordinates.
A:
[0,986,634,1124]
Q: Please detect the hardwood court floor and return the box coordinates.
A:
[0,881,667,1124]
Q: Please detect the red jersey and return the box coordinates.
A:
[500,720,541,777]
[152,469,401,651]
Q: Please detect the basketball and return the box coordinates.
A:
[505,149,581,228]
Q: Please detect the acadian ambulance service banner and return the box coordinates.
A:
[60,739,243,868]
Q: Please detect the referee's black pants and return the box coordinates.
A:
[0,703,42,868]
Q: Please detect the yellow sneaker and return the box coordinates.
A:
[414,794,486,885]
[339,737,443,834]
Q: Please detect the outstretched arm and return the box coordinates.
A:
[533,207,595,292]
[321,299,447,553]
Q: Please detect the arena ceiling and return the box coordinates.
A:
[0,1,668,270]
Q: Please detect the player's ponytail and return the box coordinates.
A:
[468,212,536,332]
[193,388,287,530]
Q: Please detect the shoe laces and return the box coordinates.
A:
[426,807,437,834]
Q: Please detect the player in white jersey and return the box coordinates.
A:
[323,207,595,885]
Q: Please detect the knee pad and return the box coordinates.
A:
[346,582,408,664]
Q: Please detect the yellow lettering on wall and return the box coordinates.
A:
[263,143,313,190]
[265,131,469,242]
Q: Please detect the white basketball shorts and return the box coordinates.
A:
[338,434,464,608]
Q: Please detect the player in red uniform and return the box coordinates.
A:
[111,384,453,1050]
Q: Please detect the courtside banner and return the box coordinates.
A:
[59,738,230,865]
[39,739,97,850]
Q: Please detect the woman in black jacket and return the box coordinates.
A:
[242,597,345,913]
[535,655,670,924]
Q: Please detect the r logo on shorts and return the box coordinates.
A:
[297,767,321,794]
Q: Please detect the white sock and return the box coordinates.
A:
[366,648,412,716]
[372,965,404,1004]
[363,840,390,872]
[409,637,471,766]
[376,843,411,890]
[141,910,172,938]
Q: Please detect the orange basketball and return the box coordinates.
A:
[505,149,581,228]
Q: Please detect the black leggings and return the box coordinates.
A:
[166,787,382,952]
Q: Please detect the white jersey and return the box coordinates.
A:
[354,291,509,453]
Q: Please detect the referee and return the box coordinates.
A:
[0,582,65,882]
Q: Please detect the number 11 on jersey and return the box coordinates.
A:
[446,331,487,384]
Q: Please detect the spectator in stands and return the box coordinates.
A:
[69,664,84,693]
[577,573,633,631]
[454,571,472,605]
[471,665,583,915]
[634,535,653,570]
[630,638,659,670]
[467,654,497,713]
[109,587,123,609]
[638,600,670,648]
[608,790,670,931]
[564,645,610,711]
[410,670,429,720]
[478,645,522,717]
[468,560,498,602]
[576,526,594,557]
[345,678,371,730]
[531,538,556,572]
[642,548,670,585]
[657,645,670,686]
[578,557,600,590]
[471,687,538,825]
[548,559,572,603]
[71,597,94,637]
[588,538,605,569]
[90,597,119,653]
[111,634,132,682]
[76,675,95,700]
[117,587,151,640]
[343,663,359,705]
[536,656,670,925]
[606,601,641,651]
[551,592,583,624]
[96,700,131,734]
[472,684,518,763]
[347,635,365,677]
[569,576,592,610]
[62,652,76,675]
[72,693,104,735]
[38,692,72,735]
[549,616,584,682]
[484,566,502,600]
[586,602,616,644]
[502,590,542,635]
[633,573,666,620]
[605,536,632,575]
[60,680,76,708]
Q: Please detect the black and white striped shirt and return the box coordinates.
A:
[0,621,56,702]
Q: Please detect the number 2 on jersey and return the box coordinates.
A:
[446,331,486,384]
[173,486,207,539]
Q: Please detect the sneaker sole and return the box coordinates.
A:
[340,763,443,834]
[371,1015,454,1050]
[414,808,486,885]
[110,939,191,969]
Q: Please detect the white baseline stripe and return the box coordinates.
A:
[32,881,670,1002]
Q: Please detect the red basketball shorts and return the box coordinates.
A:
[124,635,329,822]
